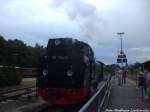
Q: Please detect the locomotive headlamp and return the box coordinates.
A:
[67,70,73,76]
[55,39,60,46]
[42,69,48,76]
[72,39,77,44]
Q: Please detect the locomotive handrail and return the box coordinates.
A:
[78,76,111,112]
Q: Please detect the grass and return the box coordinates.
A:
[0,78,36,92]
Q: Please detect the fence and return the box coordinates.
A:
[79,76,111,112]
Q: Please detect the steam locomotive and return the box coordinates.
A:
[37,38,104,105]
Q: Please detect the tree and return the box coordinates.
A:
[0,35,46,86]
[0,35,46,67]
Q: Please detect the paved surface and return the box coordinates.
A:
[107,77,150,111]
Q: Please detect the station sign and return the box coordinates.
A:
[117,58,127,63]
[118,54,126,58]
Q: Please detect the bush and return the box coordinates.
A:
[0,67,22,86]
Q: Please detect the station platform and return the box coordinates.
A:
[107,77,150,111]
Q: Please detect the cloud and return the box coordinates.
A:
[0,0,82,45]
[0,0,150,64]
[130,47,150,52]
[51,0,108,40]
[50,0,116,63]
[127,47,150,63]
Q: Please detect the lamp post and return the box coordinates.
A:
[117,32,125,67]
[117,32,124,53]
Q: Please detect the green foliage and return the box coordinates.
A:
[0,35,45,86]
[127,62,142,80]
[0,35,46,67]
[0,67,22,86]
[128,62,141,75]
[104,64,118,76]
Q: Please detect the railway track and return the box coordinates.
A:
[18,95,88,112]
[1,85,87,112]
[20,103,83,112]
[0,87,84,112]
[0,87,36,102]
[0,77,111,112]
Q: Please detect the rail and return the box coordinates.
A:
[0,86,35,95]
[78,76,111,112]
[0,87,36,102]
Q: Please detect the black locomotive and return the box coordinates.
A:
[37,38,103,105]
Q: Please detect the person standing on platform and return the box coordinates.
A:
[144,71,150,99]
[122,68,127,84]
[138,72,146,101]
[146,72,150,98]
[115,68,119,85]
[117,68,123,86]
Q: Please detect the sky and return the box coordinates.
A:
[0,0,150,64]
